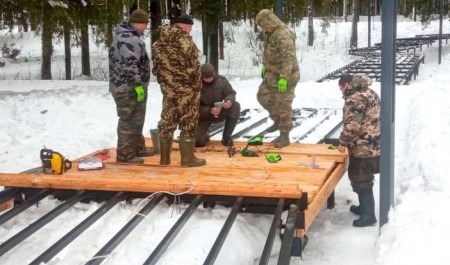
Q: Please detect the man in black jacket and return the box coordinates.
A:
[196,63,241,147]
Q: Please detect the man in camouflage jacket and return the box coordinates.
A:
[338,74,381,227]
[109,9,153,164]
[152,14,205,167]
[256,9,300,148]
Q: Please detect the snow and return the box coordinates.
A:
[1,16,450,265]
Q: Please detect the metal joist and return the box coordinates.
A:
[0,190,91,256]
[143,194,203,265]
[29,192,125,265]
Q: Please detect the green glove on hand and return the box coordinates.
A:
[266,152,282,163]
[261,65,266,79]
[134,85,145,102]
[277,78,288,94]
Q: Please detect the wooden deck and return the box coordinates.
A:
[0,138,347,236]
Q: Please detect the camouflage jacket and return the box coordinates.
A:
[199,75,236,117]
[256,9,300,83]
[152,25,201,98]
[339,74,381,158]
[108,22,150,96]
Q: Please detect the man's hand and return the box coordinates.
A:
[222,100,232,109]
[337,144,347,153]
[261,65,266,79]
[277,78,288,94]
[211,107,221,118]
[134,85,145,102]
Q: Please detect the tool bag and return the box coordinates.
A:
[40,148,72,174]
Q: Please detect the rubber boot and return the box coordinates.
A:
[353,189,377,227]
[150,129,160,154]
[179,136,206,167]
[350,205,361,215]
[195,122,211,147]
[221,116,238,146]
[117,156,144,164]
[274,131,290,148]
[159,137,172,165]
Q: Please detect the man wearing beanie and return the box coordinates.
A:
[152,14,206,167]
[108,8,153,164]
[196,63,240,147]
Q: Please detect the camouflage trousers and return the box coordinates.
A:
[348,156,380,193]
[113,91,147,161]
[158,91,200,139]
[257,76,299,132]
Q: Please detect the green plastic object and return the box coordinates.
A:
[241,146,258,157]
[266,152,281,163]
[248,136,263,146]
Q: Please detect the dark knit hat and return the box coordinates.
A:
[129,9,149,24]
[201,63,215,78]
[173,14,194,25]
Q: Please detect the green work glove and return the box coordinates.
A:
[261,65,266,79]
[266,152,281,163]
[248,136,263,146]
[134,85,145,102]
[277,78,288,94]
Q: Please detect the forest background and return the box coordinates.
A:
[0,0,447,82]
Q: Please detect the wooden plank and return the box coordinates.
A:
[297,161,347,237]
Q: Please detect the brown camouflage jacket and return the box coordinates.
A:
[152,25,201,98]
[256,9,300,82]
[339,74,381,158]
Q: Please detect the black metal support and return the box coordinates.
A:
[0,188,20,205]
[143,194,203,265]
[327,191,335,209]
[0,189,51,226]
[86,193,165,265]
[277,204,298,265]
[380,0,397,228]
[260,199,285,265]
[0,190,90,256]
[204,196,244,265]
[29,192,125,265]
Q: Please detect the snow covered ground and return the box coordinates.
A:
[0,16,450,265]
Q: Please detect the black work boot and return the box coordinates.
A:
[117,156,144,164]
[137,148,155,157]
[159,137,172,165]
[274,131,290,148]
[266,120,279,132]
[353,189,377,227]
[179,136,206,167]
[221,116,238,146]
[350,205,361,215]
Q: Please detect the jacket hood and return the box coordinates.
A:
[158,24,188,44]
[256,9,285,33]
[345,74,372,96]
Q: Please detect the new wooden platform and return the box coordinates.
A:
[0,138,347,237]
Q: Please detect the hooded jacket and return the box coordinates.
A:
[339,74,381,158]
[108,22,150,96]
[256,9,300,82]
[152,24,202,98]
[199,75,236,118]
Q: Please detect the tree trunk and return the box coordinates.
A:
[307,0,314,46]
[150,0,162,44]
[81,18,91,77]
[64,27,71,80]
[41,2,53,80]
[219,22,224,60]
[350,0,360,49]
[344,0,348,21]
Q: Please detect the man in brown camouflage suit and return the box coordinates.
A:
[152,14,205,167]
[255,9,300,148]
[338,74,381,227]
[109,9,154,164]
